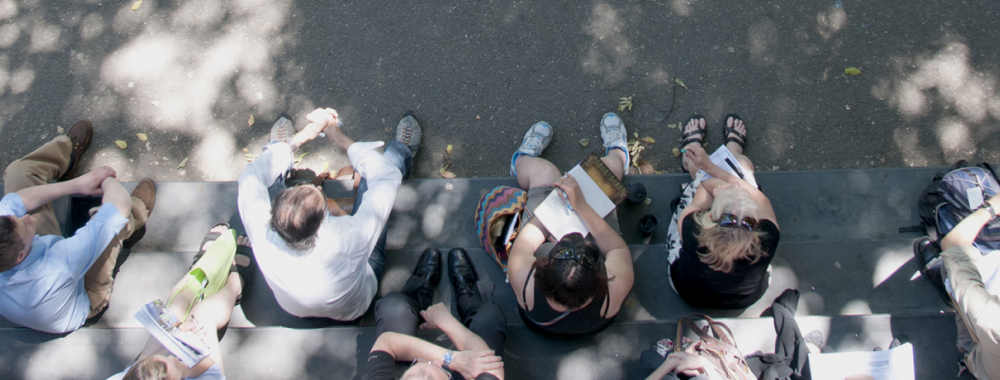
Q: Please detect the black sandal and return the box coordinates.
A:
[680,114,707,148]
[191,223,231,269]
[722,114,747,152]
[232,234,252,305]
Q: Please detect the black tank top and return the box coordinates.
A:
[518,265,614,335]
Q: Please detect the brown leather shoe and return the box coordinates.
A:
[59,120,93,181]
[131,178,156,217]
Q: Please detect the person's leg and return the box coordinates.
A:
[463,281,507,353]
[510,121,554,180]
[515,156,562,190]
[84,180,153,318]
[381,140,413,180]
[3,136,72,236]
[374,292,422,337]
[600,112,630,176]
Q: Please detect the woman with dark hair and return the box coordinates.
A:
[667,114,779,309]
[505,113,635,335]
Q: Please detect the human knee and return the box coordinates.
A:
[736,154,755,172]
[270,186,327,250]
[375,292,417,318]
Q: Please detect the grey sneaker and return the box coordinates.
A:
[269,116,293,145]
[510,121,553,177]
[600,112,629,174]
[396,111,422,156]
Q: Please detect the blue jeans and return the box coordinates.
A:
[266,140,412,282]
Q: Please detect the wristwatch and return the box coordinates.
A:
[442,351,454,370]
[982,200,996,218]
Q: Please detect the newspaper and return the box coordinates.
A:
[535,153,626,239]
[808,343,915,380]
[134,300,209,367]
[699,145,758,188]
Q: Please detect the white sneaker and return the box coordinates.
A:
[510,121,553,177]
[269,116,293,145]
[600,112,629,174]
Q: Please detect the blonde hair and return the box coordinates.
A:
[123,356,170,380]
[693,184,768,273]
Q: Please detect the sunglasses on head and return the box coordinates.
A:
[553,248,595,268]
[718,213,758,231]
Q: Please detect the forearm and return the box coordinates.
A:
[701,162,738,183]
[326,128,356,152]
[372,332,449,365]
[101,178,132,218]
[575,203,627,254]
[941,208,993,251]
[435,314,491,352]
[16,181,79,211]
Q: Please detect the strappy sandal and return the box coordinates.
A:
[233,234,252,305]
[722,113,747,152]
[680,114,706,148]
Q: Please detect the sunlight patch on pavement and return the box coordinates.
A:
[581,2,635,85]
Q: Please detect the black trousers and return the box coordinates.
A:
[374,278,507,353]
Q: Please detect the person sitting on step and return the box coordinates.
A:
[237,108,421,321]
[915,192,1000,379]
[107,224,249,380]
[505,113,635,335]
[0,120,156,334]
[667,114,779,309]
[362,248,506,380]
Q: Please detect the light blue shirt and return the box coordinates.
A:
[0,193,128,334]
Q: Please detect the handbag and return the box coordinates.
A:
[675,314,756,380]
[167,228,237,321]
[475,186,529,271]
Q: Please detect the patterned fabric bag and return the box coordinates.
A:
[675,314,756,380]
[475,186,528,271]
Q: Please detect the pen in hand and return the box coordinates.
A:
[558,188,574,213]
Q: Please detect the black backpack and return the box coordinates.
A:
[901,160,1000,254]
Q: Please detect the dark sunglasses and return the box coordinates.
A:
[553,248,595,268]
[718,213,757,231]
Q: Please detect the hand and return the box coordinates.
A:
[305,108,340,134]
[418,303,454,330]
[553,174,585,210]
[683,145,711,170]
[178,316,209,338]
[665,352,710,376]
[73,166,116,195]
[449,350,504,380]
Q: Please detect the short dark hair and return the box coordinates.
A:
[0,216,25,272]
[533,233,608,310]
[270,187,326,250]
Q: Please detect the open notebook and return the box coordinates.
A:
[700,145,758,188]
[534,153,627,239]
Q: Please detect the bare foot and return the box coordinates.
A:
[681,116,706,174]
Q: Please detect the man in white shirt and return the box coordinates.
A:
[238,108,420,321]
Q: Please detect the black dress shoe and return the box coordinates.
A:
[913,237,952,306]
[412,248,441,307]
[448,248,479,296]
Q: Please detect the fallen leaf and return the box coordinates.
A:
[476,115,481,120]
[242,148,248,153]
[641,137,656,144]
[644,197,652,205]
[136,133,148,142]
[844,67,861,76]
[667,123,677,129]
[248,114,255,126]
[674,78,688,89]
[439,164,450,174]
[150,101,160,106]
[446,144,453,155]
[440,171,457,179]
[633,132,639,138]
[131,0,142,11]
[618,94,634,111]
[177,157,188,169]
[319,161,330,174]
[672,148,682,157]
[639,160,654,174]
[578,138,590,147]
[115,140,128,149]
[56,126,64,134]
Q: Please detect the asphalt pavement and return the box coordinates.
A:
[0,0,997,181]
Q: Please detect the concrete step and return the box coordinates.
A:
[0,314,970,380]
[27,167,941,254]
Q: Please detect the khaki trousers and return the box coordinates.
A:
[3,136,148,318]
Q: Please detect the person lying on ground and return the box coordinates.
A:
[505,113,634,335]
[667,114,779,309]
[237,109,421,321]
[363,248,505,380]
[0,120,155,334]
